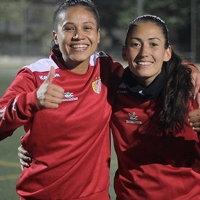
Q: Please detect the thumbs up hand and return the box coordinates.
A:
[36,66,64,109]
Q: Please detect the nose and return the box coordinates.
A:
[139,44,149,57]
[72,29,84,40]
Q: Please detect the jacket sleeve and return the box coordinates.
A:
[0,68,40,140]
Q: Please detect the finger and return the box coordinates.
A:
[18,145,30,156]
[46,89,64,104]
[189,106,200,116]
[190,120,200,126]
[45,66,55,84]
[189,109,199,118]
[42,85,64,108]
[18,152,32,162]
[189,64,200,98]
[193,127,200,132]
[191,123,200,132]
[189,117,198,124]
[194,84,200,100]
[191,74,196,96]
[196,93,200,108]
[44,94,63,104]
[42,95,62,109]
[47,84,65,98]
[195,73,200,98]
[189,119,200,131]
[192,72,198,98]
[19,158,30,168]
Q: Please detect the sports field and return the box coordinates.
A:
[0,61,118,200]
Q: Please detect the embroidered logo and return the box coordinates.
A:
[126,112,142,124]
[117,83,127,94]
[39,73,60,80]
[62,92,78,102]
[92,77,101,94]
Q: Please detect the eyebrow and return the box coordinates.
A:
[130,37,161,41]
[62,21,95,27]
[148,37,161,41]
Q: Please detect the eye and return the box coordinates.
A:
[63,26,75,32]
[130,42,141,48]
[150,42,158,47]
[83,26,93,31]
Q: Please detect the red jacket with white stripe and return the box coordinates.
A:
[0,50,123,200]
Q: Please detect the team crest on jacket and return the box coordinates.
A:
[92,77,101,94]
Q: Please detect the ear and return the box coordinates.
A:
[52,31,58,45]
[122,46,128,61]
[164,45,172,62]
[97,29,101,44]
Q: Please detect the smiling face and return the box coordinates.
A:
[53,5,100,72]
[122,21,171,86]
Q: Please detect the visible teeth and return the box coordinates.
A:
[72,45,87,49]
[137,62,151,65]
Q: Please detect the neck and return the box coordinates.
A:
[62,59,90,74]
[51,50,90,74]
[71,65,89,74]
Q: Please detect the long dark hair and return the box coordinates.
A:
[125,15,194,136]
[51,0,100,51]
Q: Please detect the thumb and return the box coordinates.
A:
[45,66,55,84]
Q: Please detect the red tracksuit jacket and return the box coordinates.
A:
[0,50,123,200]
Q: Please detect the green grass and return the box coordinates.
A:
[0,66,24,200]
[0,65,117,200]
